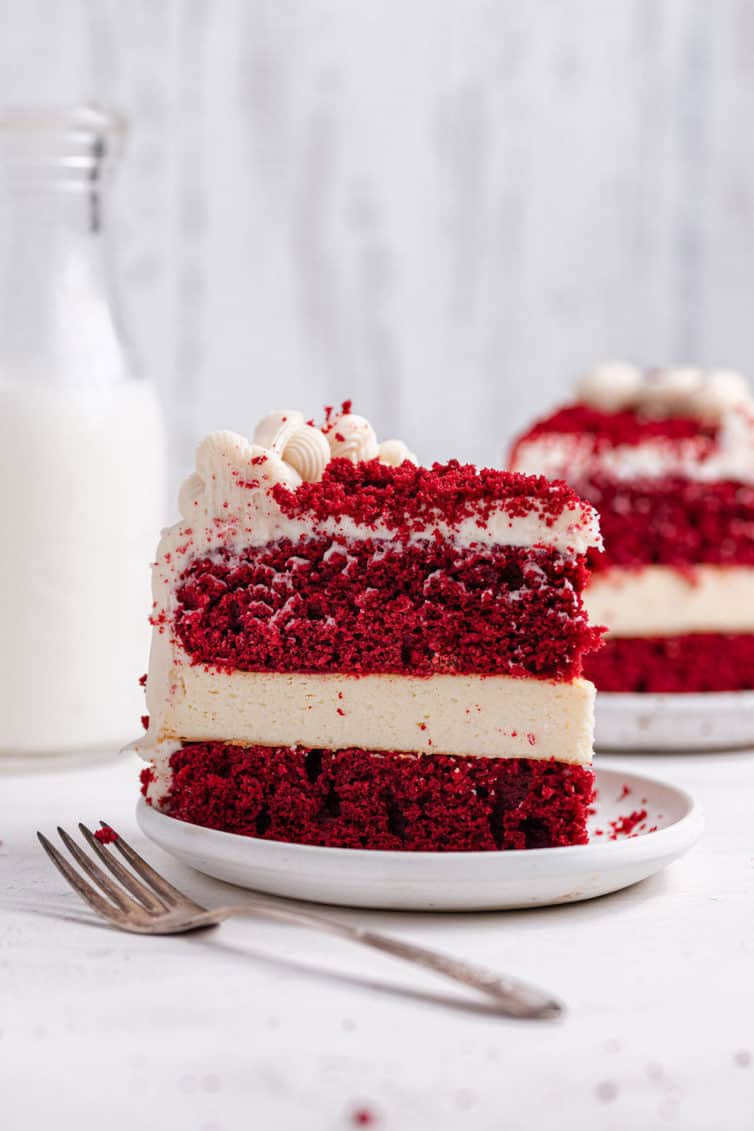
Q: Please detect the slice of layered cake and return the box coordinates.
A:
[511,364,754,693]
[137,405,603,850]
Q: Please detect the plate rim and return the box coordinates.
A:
[136,765,704,865]
[597,689,754,708]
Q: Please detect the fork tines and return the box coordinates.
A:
[36,822,199,929]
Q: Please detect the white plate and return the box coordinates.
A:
[595,690,754,752]
[136,766,702,911]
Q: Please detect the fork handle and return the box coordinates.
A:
[214,902,562,1020]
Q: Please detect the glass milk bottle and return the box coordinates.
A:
[0,107,165,756]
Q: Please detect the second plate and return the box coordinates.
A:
[595,690,754,751]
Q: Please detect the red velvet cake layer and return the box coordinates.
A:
[583,633,754,692]
[174,540,601,679]
[143,743,594,851]
[578,477,754,570]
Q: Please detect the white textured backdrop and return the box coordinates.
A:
[2,0,754,492]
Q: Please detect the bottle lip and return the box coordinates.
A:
[0,104,127,182]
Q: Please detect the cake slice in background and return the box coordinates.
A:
[136,404,603,851]
[510,364,754,693]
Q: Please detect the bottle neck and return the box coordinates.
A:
[0,107,131,388]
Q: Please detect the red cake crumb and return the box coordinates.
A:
[595,1080,620,1104]
[584,633,754,692]
[94,825,118,844]
[608,809,647,839]
[350,1107,377,1126]
[579,477,754,569]
[592,804,654,840]
[271,458,593,541]
[175,541,602,681]
[145,743,594,851]
[140,714,150,731]
[140,765,155,799]
[138,673,148,687]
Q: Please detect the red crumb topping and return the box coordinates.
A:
[144,743,594,851]
[140,715,150,731]
[138,673,148,688]
[584,633,754,692]
[580,477,754,569]
[94,826,118,844]
[174,540,602,680]
[322,400,352,432]
[271,458,592,540]
[513,403,716,451]
[321,398,352,432]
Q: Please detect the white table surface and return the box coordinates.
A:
[2,747,753,1131]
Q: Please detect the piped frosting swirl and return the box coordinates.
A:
[177,404,417,522]
[325,413,380,462]
[576,363,753,421]
[378,439,419,466]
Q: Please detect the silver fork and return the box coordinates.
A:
[37,822,563,1021]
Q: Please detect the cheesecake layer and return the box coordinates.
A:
[150,669,595,764]
[586,565,754,636]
